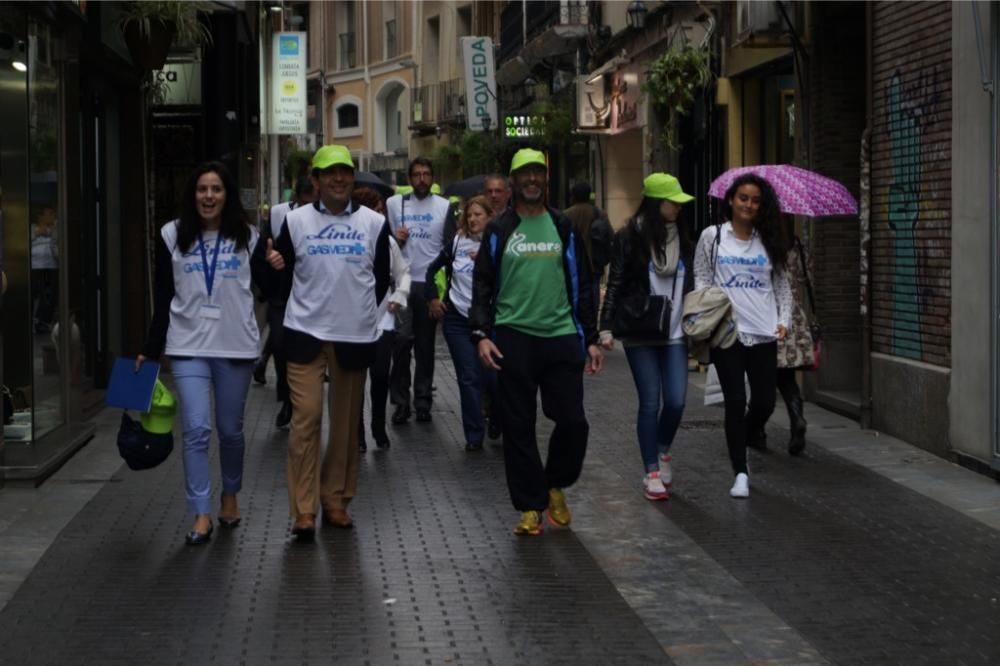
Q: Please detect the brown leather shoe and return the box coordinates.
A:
[291,513,316,541]
[323,506,353,529]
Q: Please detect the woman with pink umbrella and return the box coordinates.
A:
[708,165,856,459]
[694,173,792,498]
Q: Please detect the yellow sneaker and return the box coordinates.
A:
[513,510,543,536]
[546,488,571,527]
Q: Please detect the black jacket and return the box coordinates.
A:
[600,217,694,340]
[469,205,598,351]
[422,235,459,304]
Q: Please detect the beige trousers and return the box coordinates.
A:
[285,343,365,517]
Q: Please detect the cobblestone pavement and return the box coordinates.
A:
[0,345,999,664]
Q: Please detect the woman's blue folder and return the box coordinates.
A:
[106,358,160,412]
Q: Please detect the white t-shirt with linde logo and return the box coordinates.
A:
[162,221,260,358]
[715,223,778,338]
[648,259,686,341]
[282,203,388,343]
[448,235,479,318]
[386,193,450,283]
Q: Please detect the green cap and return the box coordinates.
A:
[431,183,441,195]
[140,379,176,435]
[447,195,461,205]
[312,144,355,170]
[396,185,414,196]
[642,172,694,203]
[509,148,547,174]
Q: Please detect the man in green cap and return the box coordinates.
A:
[469,148,603,536]
[265,143,397,539]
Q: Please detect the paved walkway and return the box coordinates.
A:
[1,345,1000,664]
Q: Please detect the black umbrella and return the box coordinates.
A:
[354,171,394,199]
[443,175,488,200]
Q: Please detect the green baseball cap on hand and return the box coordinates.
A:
[509,148,547,174]
[642,172,694,203]
[140,379,176,435]
[312,144,355,170]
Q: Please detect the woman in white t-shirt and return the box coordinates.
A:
[599,173,695,501]
[426,195,496,451]
[693,173,792,499]
[138,161,268,545]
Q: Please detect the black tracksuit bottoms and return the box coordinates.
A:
[495,326,590,512]
[709,341,778,475]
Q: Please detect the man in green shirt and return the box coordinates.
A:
[469,148,603,536]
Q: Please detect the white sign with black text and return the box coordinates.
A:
[271,32,307,135]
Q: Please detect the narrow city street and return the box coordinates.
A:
[0,345,999,665]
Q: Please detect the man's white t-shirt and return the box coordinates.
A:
[385,193,451,283]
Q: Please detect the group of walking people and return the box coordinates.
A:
[602,171,815,501]
[137,141,816,545]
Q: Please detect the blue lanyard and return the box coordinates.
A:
[199,231,223,298]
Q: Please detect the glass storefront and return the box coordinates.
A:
[0,6,97,483]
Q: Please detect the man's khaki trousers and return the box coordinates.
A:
[286,343,365,517]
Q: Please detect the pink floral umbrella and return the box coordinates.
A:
[708,164,858,217]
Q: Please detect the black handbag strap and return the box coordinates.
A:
[795,236,817,317]
[711,223,721,286]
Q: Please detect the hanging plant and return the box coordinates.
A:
[118,1,213,70]
[526,98,575,148]
[641,46,711,152]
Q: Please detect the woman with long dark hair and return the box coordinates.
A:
[693,173,792,498]
[138,160,269,544]
[599,173,695,500]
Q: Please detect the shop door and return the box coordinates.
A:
[0,9,30,451]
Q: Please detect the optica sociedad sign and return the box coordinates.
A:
[271,32,307,134]
[504,115,545,139]
[461,36,498,132]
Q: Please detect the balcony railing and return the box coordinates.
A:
[499,0,589,64]
[411,78,466,126]
[338,32,356,70]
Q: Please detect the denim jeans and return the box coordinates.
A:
[624,343,688,472]
[442,309,494,445]
[171,357,254,515]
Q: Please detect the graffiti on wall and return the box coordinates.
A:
[884,67,943,360]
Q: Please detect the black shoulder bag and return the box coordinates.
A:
[611,229,677,338]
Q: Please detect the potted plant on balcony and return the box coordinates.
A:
[641,46,711,151]
[118,1,213,71]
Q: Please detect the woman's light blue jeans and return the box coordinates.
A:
[171,357,254,515]
[624,343,688,473]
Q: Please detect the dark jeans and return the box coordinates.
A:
[390,283,437,411]
[495,326,589,512]
[267,304,289,402]
[624,343,688,472]
[368,329,395,428]
[710,341,778,475]
[442,310,496,445]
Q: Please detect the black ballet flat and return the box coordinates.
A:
[185,523,214,545]
[218,515,241,528]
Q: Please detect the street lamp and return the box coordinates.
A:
[627,1,648,30]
